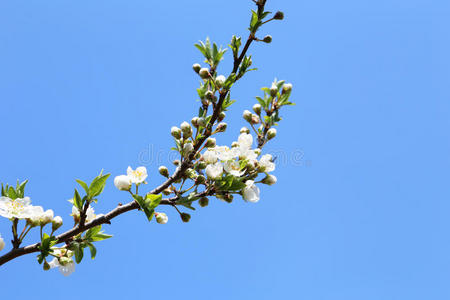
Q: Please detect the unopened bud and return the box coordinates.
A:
[224,194,234,203]
[243,110,253,122]
[199,68,210,79]
[283,83,293,92]
[183,143,194,157]
[263,35,272,43]
[218,111,226,122]
[173,159,181,166]
[191,117,200,127]
[253,103,262,115]
[273,11,284,20]
[52,216,63,231]
[155,212,168,224]
[196,175,206,185]
[159,166,169,177]
[114,175,132,191]
[270,83,278,97]
[240,127,250,134]
[205,90,214,101]
[231,141,239,148]
[206,137,216,148]
[43,261,50,271]
[267,128,277,140]
[163,187,172,195]
[197,161,207,170]
[251,114,260,124]
[192,63,201,73]
[171,126,182,139]
[215,75,226,88]
[180,121,192,134]
[262,174,277,185]
[216,122,227,132]
[185,168,197,179]
[197,117,206,127]
[199,197,209,207]
[180,213,191,223]
[41,209,54,225]
[254,148,262,156]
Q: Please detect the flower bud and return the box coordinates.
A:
[183,143,194,157]
[199,197,209,207]
[162,187,172,196]
[267,128,277,140]
[173,159,181,166]
[180,121,192,134]
[205,137,216,148]
[251,114,260,124]
[240,127,250,134]
[263,35,272,43]
[231,141,239,148]
[215,75,226,88]
[218,111,226,122]
[52,216,63,231]
[216,122,227,132]
[180,213,191,223]
[223,194,233,203]
[41,209,54,225]
[205,90,214,101]
[184,168,197,179]
[0,235,4,251]
[191,117,200,127]
[273,11,284,20]
[262,174,277,185]
[270,83,278,97]
[43,261,51,271]
[197,117,206,127]
[159,166,169,177]
[283,83,293,92]
[197,161,207,170]
[196,175,206,185]
[155,212,168,224]
[243,110,253,122]
[114,175,132,191]
[192,63,201,73]
[253,103,262,115]
[201,98,209,106]
[199,68,210,79]
[254,148,262,156]
[171,126,182,139]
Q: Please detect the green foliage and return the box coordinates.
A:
[215,175,246,191]
[133,193,162,221]
[37,233,57,264]
[69,225,112,263]
[195,38,227,68]
[176,192,199,211]
[1,179,28,199]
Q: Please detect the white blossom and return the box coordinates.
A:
[262,174,277,185]
[41,209,54,225]
[0,234,4,251]
[213,146,239,161]
[242,180,260,203]
[71,205,96,223]
[238,133,253,149]
[205,162,224,179]
[127,166,148,184]
[114,175,132,191]
[0,197,43,220]
[215,75,226,87]
[155,212,168,224]
[259,154,275,172]
[224,160,245,177]
[202,149,218,164]
[49,249,75,276]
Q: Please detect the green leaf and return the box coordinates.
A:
[85,225,102,239]
[76,179,89,195]
[8,186,16,200]
[89,172,110,198]
[134,194,162,222]
[87,243,97,259]
[74,189,83,210]
[90,233,112,242]
[215,175,246,191]
[72,242,84,264]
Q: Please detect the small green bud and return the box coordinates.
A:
[216,122,227,132]
[224,194,233,203]
[263,35,272,43]
[171,126,182,139]
[267,128,277,140]
[191,117,200,128]
[240,127,250,134]
[196,175,206,185]
[262,174,277,185]
[43,261,50,271]
[231,141,239,148]
[173,159,181,166]
[197,161,207,169]
[253,103,262,115]
[218,111,226,122]
[199,68,210,79]
[155,212,168,224]
[180,213,191,223]
[199,197,209,207]
[270,83,278,97]
[215,75,226,88]
[243,110,253,122]
[205,90,214,101]
[283,83,293,92]
[205,137,216,148]
[52,216,63,231]
[159,166,169,177]
[192,63,201,73]
[273,11,284,20]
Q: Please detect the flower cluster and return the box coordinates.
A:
[114,166,148,191]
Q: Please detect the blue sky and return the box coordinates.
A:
[1,0,449,299]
